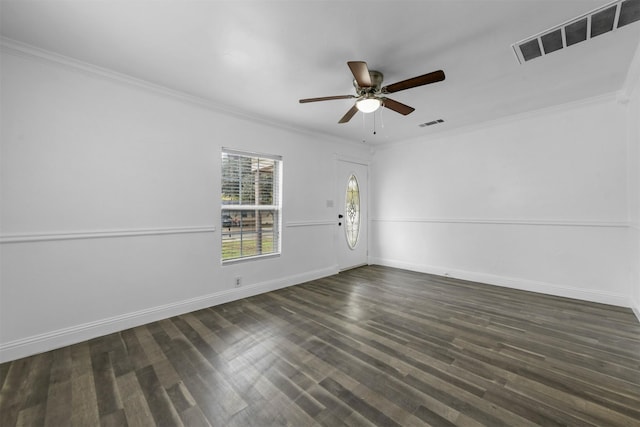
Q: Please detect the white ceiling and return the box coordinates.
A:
[1,0,639,145]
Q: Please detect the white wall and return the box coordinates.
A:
[371,96,633,307]
[0,48,370,361]
[627,59,640,321]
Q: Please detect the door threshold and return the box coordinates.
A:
[339,263,369,272]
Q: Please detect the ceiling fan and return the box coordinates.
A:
[299,61,445,123]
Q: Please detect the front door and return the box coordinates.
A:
[337,159,368,270]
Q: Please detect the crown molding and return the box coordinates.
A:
[0,37,357,147]
[373,91,621,151]
[620,38,640,101]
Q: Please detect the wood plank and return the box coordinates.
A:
[134,365,183,426]
[44,347,72,427]
[116,371,155,427]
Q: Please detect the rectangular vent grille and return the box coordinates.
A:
[512,0,640,63]
[419,119,444,127]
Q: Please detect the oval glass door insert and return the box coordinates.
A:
[345,174,361,249]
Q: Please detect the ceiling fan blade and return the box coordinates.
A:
[382,97,415,115]
[382,70,445,94]
[338,105,359,123]
[299,95,355,103]
[347,61,372,87]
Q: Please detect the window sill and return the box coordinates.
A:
[222,253,281,265]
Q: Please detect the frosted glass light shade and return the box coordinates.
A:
[356,97,381,113]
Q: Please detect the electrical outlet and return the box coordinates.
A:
[234,277,241,287]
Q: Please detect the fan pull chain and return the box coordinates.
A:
[361,110,366,143]
[373,111,376,135]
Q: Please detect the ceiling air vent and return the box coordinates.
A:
[419,119,444,127]
[512,0,640,64]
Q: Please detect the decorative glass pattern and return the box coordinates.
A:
[344,174,360,249]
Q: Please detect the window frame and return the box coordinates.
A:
[220,148,283,264]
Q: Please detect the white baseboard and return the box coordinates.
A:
[369,257,629,308]
[632,299,640,324]
[0,265,338,363]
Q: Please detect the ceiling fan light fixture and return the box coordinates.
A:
[356,97,381,113]
[299,61,445,123]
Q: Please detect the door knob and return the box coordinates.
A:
[338,214,344,219]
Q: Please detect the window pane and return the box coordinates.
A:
[255,157,276,205]
[222,154,256,205]
[221,209,279,261]
[345,174,360,249]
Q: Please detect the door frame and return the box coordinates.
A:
[335,155,369,271]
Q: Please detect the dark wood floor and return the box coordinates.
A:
[1,265,639,426]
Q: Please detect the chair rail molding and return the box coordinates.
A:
[0,226,216,244]
[286,220,335,228]
[370,217,629,228]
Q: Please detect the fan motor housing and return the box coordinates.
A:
[353,70,383,94]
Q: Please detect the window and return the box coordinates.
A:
[221,149,282,262]
[344,174,361,249]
